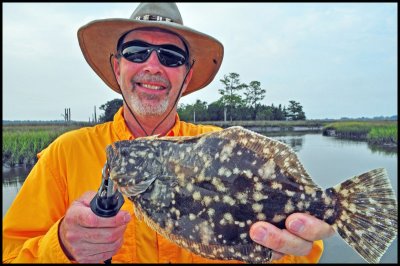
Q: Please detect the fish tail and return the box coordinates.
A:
[330,168,397,263]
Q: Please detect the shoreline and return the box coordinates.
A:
[3,126,396,169]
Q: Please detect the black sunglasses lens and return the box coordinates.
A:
[158,48,186,67]
[121,46,151,63]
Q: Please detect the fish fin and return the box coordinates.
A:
[138,133,207,143]
[331,168,397,263]
[133,202,144,221]
[135,204,271,263]
[136,134,160,140]
[222,126,319,188]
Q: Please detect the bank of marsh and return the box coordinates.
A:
[323,121,397,147]
[2,123,88,167]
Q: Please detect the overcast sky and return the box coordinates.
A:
[3,3,397,121]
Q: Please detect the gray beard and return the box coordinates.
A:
[128,91,170,116]
[127,73,173,116]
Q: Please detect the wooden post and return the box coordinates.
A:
[68,108,71,121]
[94,106,97,123]
[224,107,227,122]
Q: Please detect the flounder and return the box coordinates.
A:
[106,126,397,263]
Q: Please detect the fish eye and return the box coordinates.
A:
[120,148,129,157]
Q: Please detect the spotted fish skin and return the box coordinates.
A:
[107,126,398,264]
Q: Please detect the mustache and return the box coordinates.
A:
[131,73,171,89]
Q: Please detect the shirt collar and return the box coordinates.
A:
[112,107,181,140]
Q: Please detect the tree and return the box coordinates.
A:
[219,72,246,121]
[273,104,286,120]
[192,99,209,122]
[286,100,306,120]
[207,99,225,121]
[243,80,266,120]
[178,100,209,122]
[98,98,123,122]
[177,103,192,121]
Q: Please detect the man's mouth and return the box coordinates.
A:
[137,83,167,91]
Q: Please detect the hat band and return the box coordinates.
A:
[135,15,174,22]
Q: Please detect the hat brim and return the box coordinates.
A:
[78,19,224,96]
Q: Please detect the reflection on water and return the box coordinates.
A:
[3,173,27,188]
[2,133,397,263]
[367,143,398,156]
[3,164,32,184]
[271,135,304,152]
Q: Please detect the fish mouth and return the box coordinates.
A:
[117,176,157,197]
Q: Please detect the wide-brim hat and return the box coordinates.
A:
[77,3,224,96]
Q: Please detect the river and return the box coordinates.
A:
[2,132,397,263]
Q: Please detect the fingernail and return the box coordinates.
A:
[252,226,268,243]
[289,219,304,233]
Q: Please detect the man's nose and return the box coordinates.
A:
[143,50,163,74]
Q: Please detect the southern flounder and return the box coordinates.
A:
[106,126,398,263]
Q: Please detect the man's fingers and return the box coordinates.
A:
[82,226,128,244]
[71,191,131,228]
[285,213,335,241]
[76,207,131,228]
[250,222,313,256]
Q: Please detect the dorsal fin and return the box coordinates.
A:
[135,126,318,188]
[215,126,319,188]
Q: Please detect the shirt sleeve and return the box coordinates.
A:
[2,143,72,263]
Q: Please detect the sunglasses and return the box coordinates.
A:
[119,40,188,67]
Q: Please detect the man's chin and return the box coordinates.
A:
[132,101,170,117]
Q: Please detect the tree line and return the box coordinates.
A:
[178,72,306,122]
[97,72,306,123]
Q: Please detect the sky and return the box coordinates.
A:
[3,3,398,121]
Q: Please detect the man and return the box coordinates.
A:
[3,3,334,263]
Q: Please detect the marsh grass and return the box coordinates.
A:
[367,125,398,144]
[323,121,397,146]
[2,124,84,167]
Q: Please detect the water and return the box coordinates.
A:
[2,165,33,217]
[2,133,397,263]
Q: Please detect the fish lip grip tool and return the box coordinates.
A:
[90,162,125,217]
[90,162,125,264]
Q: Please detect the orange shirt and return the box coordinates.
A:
[2,107,323,263]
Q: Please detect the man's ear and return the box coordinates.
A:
[112,56,121,85]
[181,68,193,94]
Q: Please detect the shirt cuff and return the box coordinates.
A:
[38,217,74,263]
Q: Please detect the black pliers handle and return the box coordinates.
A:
[90,162,125,264]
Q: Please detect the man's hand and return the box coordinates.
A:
[58,191,131,263]
[249,213,335,261]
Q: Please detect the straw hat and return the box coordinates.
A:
[77,2,224,96]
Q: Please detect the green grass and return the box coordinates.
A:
[323,121,397,145]
[367,125,398,144]
[2,124,84,167]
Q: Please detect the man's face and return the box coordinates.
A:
[114,29,192,117]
